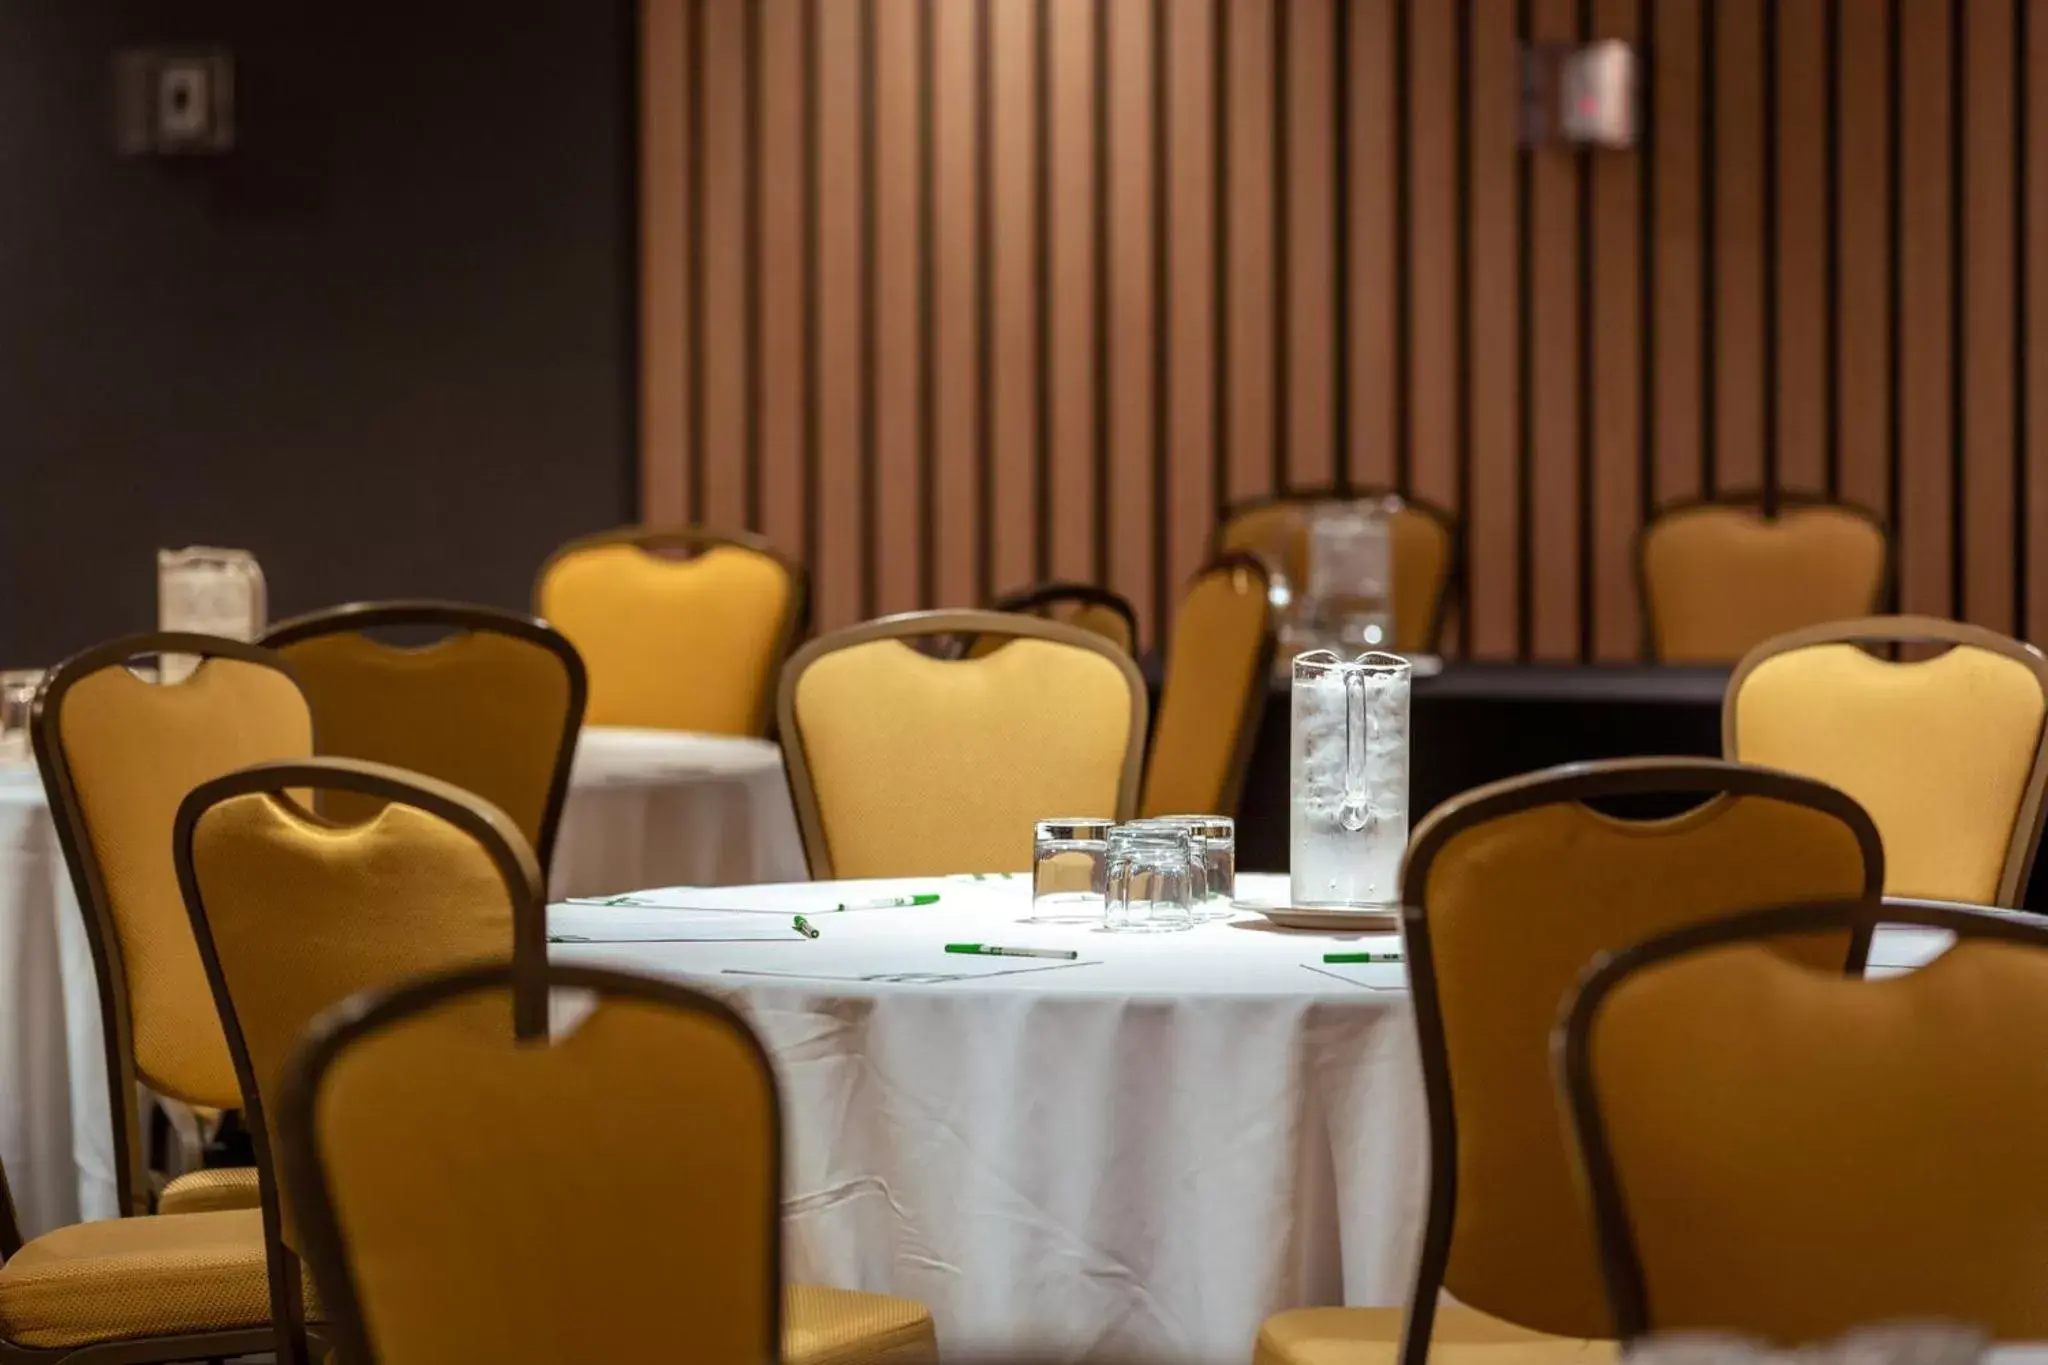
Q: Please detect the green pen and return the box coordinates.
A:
[944,943,1078,961]
[1323,951,1403,964]
[793,915,821,939]
[836,893,939,910]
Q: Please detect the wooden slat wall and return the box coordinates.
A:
[642,0,2048,656]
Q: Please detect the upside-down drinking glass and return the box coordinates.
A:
[1103,823,1197,933]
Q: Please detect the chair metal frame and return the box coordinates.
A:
[261,599,588,872]
[1724,613,2048,907]
[1394,757,1885,1365]
[1635,492,1891,658]
[982,582,1139,650]
[1146,553,1275,819]
[275,960,782,1365]
[1212,486,1461,653]
[535,525,809,737]
[775,609,1150,880]
[1556,897,2048,1341]
[30,633,311,1222]
[172,758,550,1365]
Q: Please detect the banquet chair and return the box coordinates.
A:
[1725,615,2048,906]
[262,600,587,871]
[0,1143,310,1362]
[32,633,314,1221]
[173,757,549,1365]
[1254,758,1884,1365]
[779,610,1148,878]
[278,960,938,1365]
[1638,496,1887,662]
[1139,555,1273,819]
[965,582,1139,657]
[537,525,805,736]
[1215,490,1456,653]
[1558,899,2048,1344]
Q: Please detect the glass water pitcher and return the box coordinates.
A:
[1290,650,1412,908]
[1305,498,1397,652]
[157,547,267,682]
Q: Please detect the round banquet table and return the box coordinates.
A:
[548,873,1957,1365]
[0,725,806,1239]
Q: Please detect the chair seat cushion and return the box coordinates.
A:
[159,1166,262,1216]
[1255,1305,1614,1365]
[784,1283,937,1365]
[0,1208,310,1350]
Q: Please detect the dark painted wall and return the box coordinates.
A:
[0,0,636,664]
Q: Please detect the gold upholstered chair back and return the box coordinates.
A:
[280,962,781,1365]
[1215,491,1456,653]
[31,634,314,1216]
[1560,901,2048,1345]
[536,526,804,736]
[970,583,1139,658]
[1725,615,2048,906]
[173,758,545,1362]
[1639,498,1887,662]
[778,610,1148,879]
[1396,759,1882,1362]
[263,601,586,869]
[1140,555,1274,819]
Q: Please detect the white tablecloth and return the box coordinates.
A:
[550,875,1954,1365]
[0,726,806,1238]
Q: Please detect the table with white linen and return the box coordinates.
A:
[0,725,806,1238]
[550,875,1956,1365]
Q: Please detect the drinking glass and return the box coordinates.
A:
[0,670,41,761]
[1140,815,1236,918]
[1103,823,1197,933]
[1290,650,1412,908]
[1032,818,1112,922]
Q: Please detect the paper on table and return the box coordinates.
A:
[559,883,951,914]
[1301,962,1410,992]
[722,958,1100,984]
[548,908,812,944]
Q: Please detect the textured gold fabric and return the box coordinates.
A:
[54,658,313,1107]
[1255,1306,1615,1365]
[188,792,522,1245]
[1141,561,1271,817]
[158,1166,261,1216]
[792,637,1137,877]
[1732,641,2046,903]
[0,1207,313,1349]
[310,989,780,1363]
[1642,504,1885,662]
[1586,937,2048,1343]
[1219,501,1451,653]
[271,628,572,855]
[1421,795,1871,1338]
[539,541,793,734]
[783,1284,937,1365]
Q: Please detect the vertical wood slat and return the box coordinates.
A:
[1226,0,1275,507]
[757,0,807,560]
[814,0,865,630]
[1963,0,2016,630]
[1898,0,1954,620]
[1466,0,1519,658]
[641,0,689,524]
[1529,0,1581,661]
[1591,0,1642,661]
[1107,0,1158,642]
[873,0,923,615]
[1836,0,1891,525]
[643,0,2042,651]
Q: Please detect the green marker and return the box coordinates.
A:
[793,915,821,939]
[944,943,1078,961]
[837,894,939,910]
[1323,951,1403,964]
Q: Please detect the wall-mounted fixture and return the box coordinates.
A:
[1521,40,1638,149]
[114,48,235,156]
